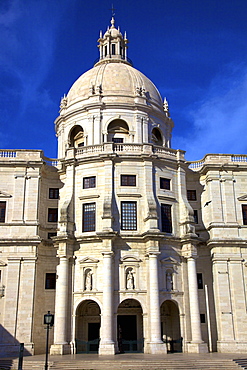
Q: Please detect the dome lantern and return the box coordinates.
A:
[96,17,130,66]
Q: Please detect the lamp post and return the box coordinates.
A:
[44,311,54,370]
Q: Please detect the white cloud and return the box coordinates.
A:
[174,64,247,161]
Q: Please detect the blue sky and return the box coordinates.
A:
[0,0,247,161]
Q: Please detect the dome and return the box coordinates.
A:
[66,61,164,112]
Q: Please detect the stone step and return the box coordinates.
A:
[2,358,239,370]
[233,358,247,369]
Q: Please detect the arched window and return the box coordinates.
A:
[151,127,163,146]
[69,125,84,148]
[107,119,129,143]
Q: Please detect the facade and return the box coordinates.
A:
[1,18,247,357]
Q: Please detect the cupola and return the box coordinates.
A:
[96,17,130,65]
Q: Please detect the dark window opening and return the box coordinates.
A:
[105,45,107,56]
[121,201,137,230]
[197,273,203,289]
[83,203,96,232]
[242,205,247,225]
[194,210,198,224]
[48,208,58,222]
[83,176,96,189]
[49,188,59,199]
[45,273,56,289]
[112,44,116,55]
[0,202,6,223]
[112,138,124,143]
[160,178,171,190]
[200,314,206,324]
[187,190,197,201]
[161,204,172,233]
[48,232,57,239]
[121,175,136,186]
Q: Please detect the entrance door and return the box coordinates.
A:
[75,300,101,353]
[161,300,182,353]
[118,315,137,352]
[117,299,143,353]
[88,323,100,352]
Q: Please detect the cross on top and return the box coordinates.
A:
[110,4,116,17]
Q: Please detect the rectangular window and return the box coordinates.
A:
[83,176,96,189]
[197,273,203,289]
[161,204,172,233]
[48,208,58,222]
[194,210,198,224]
[48,232,57,239]
[160,178,171,190]
[121,175,136,186]
[0,202,6,223]
[200,314,206,324]
[83,203,96,232]
[187,190,197,201]
[242,205,247,225]
[49,188,59,199]
[121,201,137,230]
[112,138,123,143]
[45,273,56,289]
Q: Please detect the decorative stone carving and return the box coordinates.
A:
[85,269,93,291]
[60,95,68,109]
[126,269,134,290]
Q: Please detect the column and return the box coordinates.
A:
[184,246,208,353]
[187,257,203,342]
[50,256,71,355]
[146,252,166,354]
[99,252,115,355]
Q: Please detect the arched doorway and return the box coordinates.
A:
[75,300,101,353]
[117,299,143,353]
[160,300,182,353]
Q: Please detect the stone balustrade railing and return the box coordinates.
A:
[188,154,247,170]
[0,150,58,167]
[71,143,179,160]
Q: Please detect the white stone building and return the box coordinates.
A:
[1,18,247,357]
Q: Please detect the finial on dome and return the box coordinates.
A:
[124,31,127,40]
[110,16,115,28]
[163,97,170,116]
[99,30,102,38]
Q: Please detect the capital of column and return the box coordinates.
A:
[102,251,114,258]
[147,251,160,258]
[181,243,198,259]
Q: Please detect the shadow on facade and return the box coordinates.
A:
[0,324,32,358]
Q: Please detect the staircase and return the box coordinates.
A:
[0,356,243,370]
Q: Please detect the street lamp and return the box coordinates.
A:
[44,311,54,370]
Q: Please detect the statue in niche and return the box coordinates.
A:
[85,270,93,291]
[166,271,173,291]
[126,270,134,290]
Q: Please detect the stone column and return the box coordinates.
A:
[183,243,208,353]
[50,254,71,355]
[99,252,115,355]
[146,252,166,354]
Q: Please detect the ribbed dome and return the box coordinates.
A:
[67,61,163,111]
